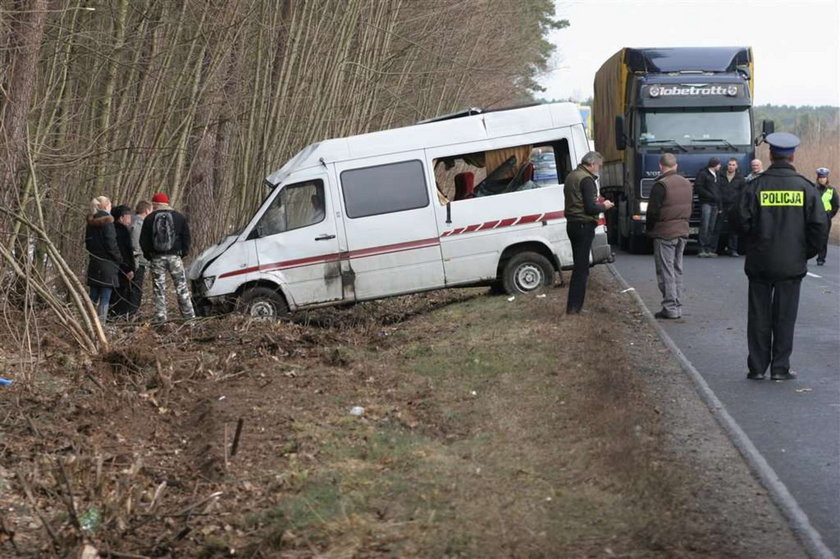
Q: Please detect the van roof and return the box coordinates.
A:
[265,102,583,186]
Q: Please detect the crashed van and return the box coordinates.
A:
[188,103,612,317]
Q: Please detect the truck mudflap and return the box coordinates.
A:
[591,231,614,264]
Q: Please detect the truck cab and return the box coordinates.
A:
[595,47,766,252]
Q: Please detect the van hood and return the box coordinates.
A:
[188,234,239,280]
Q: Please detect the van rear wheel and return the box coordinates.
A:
[502,252,555,295]
[237,287,289,319]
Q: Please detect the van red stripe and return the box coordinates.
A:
[517,213,542,225]
[217,238,441,279]
[441,209,569,237]
[348,237,439,258]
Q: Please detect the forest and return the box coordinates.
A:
[0,0,566,351]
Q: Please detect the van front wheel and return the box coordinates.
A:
[502,252,555,295]
[237,287,289,319]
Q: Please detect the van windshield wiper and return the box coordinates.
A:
[642,139,688,152]
[693,138,738,151]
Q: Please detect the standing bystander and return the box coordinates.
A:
[645,153,693,319]
[108,205,136,317]
[129,200,153,314]
[718,158,745,256]
[694,157,722,257]
[85,196,121,322]
[139,192,195,323]
[733,133,827,381]
[814,168,839,266]
[745,159,764,182]
[563,151,614,315]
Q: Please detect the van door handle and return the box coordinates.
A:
[315,234,336,241]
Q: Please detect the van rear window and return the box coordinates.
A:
[341,160,429,218]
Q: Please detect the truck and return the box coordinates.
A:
[593,47,773,253]
[188,102,612,318]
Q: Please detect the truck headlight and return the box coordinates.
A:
[639,201,648,213]
[203,276,216,291]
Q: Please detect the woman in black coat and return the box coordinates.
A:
[107,205,137,318]
[85,196,122,321]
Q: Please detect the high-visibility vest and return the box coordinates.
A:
[822,188,834,211]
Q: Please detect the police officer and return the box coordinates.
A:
[814,167,839,265]
[733,133,827,380]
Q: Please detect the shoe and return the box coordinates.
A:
[816,259,825,266]
[746,371,765,380]
[770,370,798,381]
[654,310,680,320]
[697,251,708,258]
[729,251,740,257]
[708,252,719,258]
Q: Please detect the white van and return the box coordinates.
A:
[188,103,612,317]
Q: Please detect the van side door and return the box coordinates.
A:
[335,153,445,300]
[248,175,343,307]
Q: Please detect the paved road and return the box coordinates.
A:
[612,244,840,555]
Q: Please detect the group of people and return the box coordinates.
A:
[84,192,196,324]
[694,156,838,264]
[564,133,836,382]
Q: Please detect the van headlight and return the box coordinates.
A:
[639,201,648,213]
[203,276,216,291]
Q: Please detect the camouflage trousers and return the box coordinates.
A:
[150,255,195,322]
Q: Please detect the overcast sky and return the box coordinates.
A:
[538,0,840,107]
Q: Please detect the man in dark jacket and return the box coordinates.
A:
[563,151,614,314]
[694,157,721,257]
[645,153,693,319]
[733,133,827,381]
[815,167,839,265]
[108,205,137,318]
[718,158,746,256]
[140,192,195,323]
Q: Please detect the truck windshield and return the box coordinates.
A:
[639,109,751,147]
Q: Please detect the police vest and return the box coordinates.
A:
[822,188,834,211]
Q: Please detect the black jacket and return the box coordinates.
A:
[719,171,745,208]
[114,222,136,275]
[85,211,122,287]
[733,161,827,281]
[139,206,191,260]
[694,168,721,205]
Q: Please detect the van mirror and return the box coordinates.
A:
[615,116,627,151]
[761,119,775,135]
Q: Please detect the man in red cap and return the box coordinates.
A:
[139,192,195,323]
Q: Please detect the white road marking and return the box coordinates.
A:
[806,272,822,278]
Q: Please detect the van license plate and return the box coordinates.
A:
[689,227,699,235]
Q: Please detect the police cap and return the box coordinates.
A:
[765,132,800,155]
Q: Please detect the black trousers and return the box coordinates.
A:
[127,264,146,315]
[566,220,596,314]
[747,277,802,376]
[818,213,832,261]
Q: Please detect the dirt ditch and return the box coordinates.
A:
[0,271,806,557]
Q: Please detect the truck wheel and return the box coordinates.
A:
[502,252,555,295]
[236,287,289,319]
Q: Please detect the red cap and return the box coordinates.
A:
[151,192,169,204]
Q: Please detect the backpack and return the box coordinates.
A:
[152,211,176,253]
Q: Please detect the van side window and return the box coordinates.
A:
[341,160,429,219]
[435,138,572,201]
[255,179,325,237]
